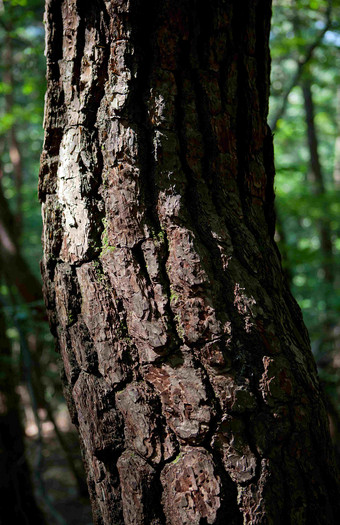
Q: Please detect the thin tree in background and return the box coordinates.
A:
[0,294,45,525]
[302,78,334,295]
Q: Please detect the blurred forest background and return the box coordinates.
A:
[0,0,339,523]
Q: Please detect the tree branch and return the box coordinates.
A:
[270,1,333,133]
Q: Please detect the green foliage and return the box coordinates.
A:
[270,0,340,380]
[0,0,64,410]
[0,0,45,275]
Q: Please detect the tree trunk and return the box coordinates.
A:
[333,86,340,189]
[0,182,43,307]
[39,1,340,523]
[302,79,334,285]
[0,298,45,525]
[3,26,24,238]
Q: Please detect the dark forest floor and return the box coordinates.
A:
[25,406,93,525]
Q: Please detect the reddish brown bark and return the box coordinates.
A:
[40,1,340,523]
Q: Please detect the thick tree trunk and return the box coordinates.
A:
[39,1,340,523]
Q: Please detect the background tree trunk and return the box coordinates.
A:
[333,87,340,189]
[39,1,340,523]
[0,298,45,525]
[3,24,24,238]
[302,79,334,285]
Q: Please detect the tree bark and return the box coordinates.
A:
[40,1,340,524]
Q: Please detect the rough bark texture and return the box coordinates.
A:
[39,1,340,523]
